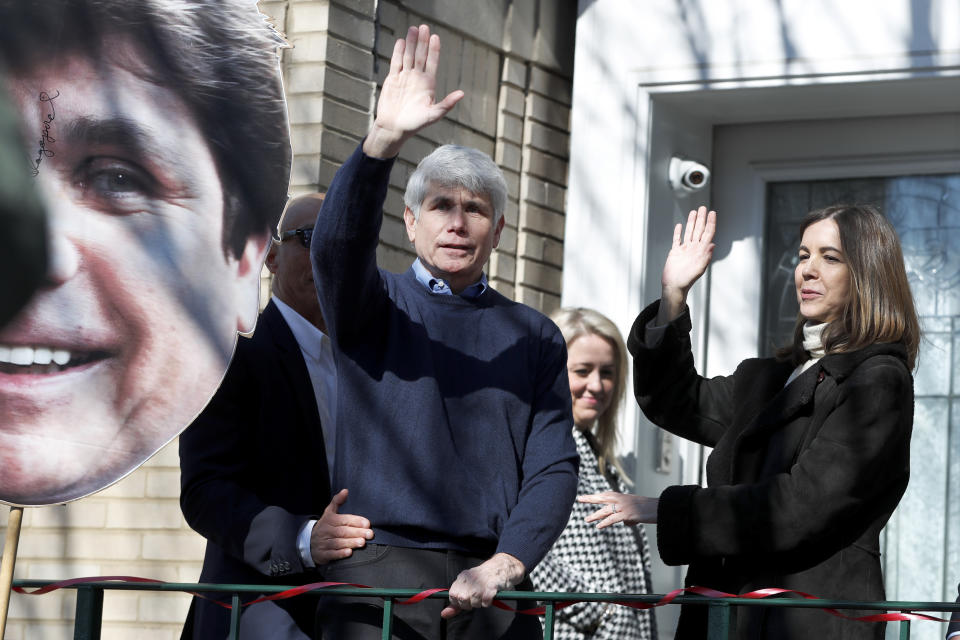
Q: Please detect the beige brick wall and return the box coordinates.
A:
[277,0,576,309]
[1,2,575,636]
[1,442,203,639]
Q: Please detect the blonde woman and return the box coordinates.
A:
[531,308,656,640]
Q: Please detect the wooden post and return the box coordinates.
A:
[0,506,24,639]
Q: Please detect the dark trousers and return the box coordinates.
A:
[315,544,542,640]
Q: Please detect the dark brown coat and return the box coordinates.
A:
[629,301,913,640]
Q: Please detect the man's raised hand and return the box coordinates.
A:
[363,24,464,159]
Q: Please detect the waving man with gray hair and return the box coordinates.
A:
[311,24,578,640]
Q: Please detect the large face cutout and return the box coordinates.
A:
[0,39,267,506]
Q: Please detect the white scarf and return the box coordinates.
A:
[784,322,828,387]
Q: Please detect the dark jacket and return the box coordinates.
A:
[629,301,914,640]
[179,300,331,639]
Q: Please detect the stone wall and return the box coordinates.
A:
[1,2,575,636]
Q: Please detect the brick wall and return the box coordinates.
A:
[1,2,576,636]
[271,0,576,311]
[2,444,203,639]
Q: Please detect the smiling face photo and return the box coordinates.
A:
[0,0,291,506]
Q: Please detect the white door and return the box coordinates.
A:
[710,112,960,640]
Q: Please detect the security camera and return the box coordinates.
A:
[669,157,711,194]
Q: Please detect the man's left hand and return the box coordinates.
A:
[310,489,374,565]
[440,552,525,619]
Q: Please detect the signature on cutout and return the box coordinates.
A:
[30,90,59,177]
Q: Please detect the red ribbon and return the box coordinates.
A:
[12,576,949,623]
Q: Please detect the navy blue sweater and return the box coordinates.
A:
[311,145,579,571]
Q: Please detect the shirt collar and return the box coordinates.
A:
[271,296,329,360]
[411,258,487,299]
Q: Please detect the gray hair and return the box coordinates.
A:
[403,145,507,224]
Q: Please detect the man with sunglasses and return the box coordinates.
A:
[180,193,372,639]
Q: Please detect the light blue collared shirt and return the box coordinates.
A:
[412,258,487,299]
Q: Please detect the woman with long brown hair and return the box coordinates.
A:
[582,204,919,639]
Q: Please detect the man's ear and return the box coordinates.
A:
[403,206,417,243]
[235,231,271,335]
[264,239,280,275]
[491,214,506,249]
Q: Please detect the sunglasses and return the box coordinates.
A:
[279,227,313,249]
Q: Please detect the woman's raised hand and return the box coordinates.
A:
[658,206,716,323]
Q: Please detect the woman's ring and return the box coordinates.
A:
[611,503,619,513]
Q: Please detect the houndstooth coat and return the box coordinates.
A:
[531,428,656,640]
